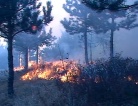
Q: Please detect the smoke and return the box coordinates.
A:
[0,46,8,69]
[43,33,85,62]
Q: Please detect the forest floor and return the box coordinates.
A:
[1,57,138,106]
[0,75,138,106]
[0,78,67,106]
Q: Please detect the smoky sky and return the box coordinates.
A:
[48,0,138,59]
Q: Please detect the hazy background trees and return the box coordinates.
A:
[13,28,55,70]
[43,32,83,62]
[61,0,108,64]
[61,0,138,65]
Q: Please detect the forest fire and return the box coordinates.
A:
[21,60,80,82]
[17,59,138,84]
[14,61,36,71]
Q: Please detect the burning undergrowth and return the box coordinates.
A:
[1,57,138,106]
[21,60,80,83]
[20,56,138,85]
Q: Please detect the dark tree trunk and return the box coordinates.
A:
[110,16,115,60]
[89,43,92,62]
[109,16,115,81]
[89,34,92,63]
[24,48,29,71]
[84,31,89,65]
[36,46,39,65]
[7,37,14,98]
[110,29,114,59]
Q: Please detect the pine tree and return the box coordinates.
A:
[61,0,105,64]
[0,0,52,97]
[93,9,138,59]
[78,0,138,86]
[61,0,138,62]
[35,28,55,65]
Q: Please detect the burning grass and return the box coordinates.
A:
[21,60,80,83]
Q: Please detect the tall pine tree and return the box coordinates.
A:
[61,0,106,64]
[0,0,52,97]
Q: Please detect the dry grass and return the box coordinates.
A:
[1,75,138,106]
[0,78,68,106]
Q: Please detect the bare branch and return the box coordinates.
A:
[13,28,29,37]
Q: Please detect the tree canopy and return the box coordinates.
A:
[81,0,138,11]
[0,0,53,39]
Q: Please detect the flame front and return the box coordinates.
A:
[21,60,80,82]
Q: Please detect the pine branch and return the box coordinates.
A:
[16,1,39,13]
[81,0,138,11]
[0,28,8,39]
[0,34,7,39]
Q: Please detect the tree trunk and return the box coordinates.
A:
[89,44,92,63]
[110,29,114,59]
[109,16,115,81]
[7,37,14,98]
[36,46,39,65]
[84,31,89,65]
[89,34,92,63]
[24,48,29,71]
[110,16,115,59]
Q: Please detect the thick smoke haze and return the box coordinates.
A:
[45,0,138,60]
[0,47,8,69]
[115,28,138,59]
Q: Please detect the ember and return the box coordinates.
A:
[14,66,24,71]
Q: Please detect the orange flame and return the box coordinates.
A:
[14,66,24,71]
[21,60,80,83]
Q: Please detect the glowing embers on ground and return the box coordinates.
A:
[14,61,36,71]
[21,60,80,82]
[14,66,24,71]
